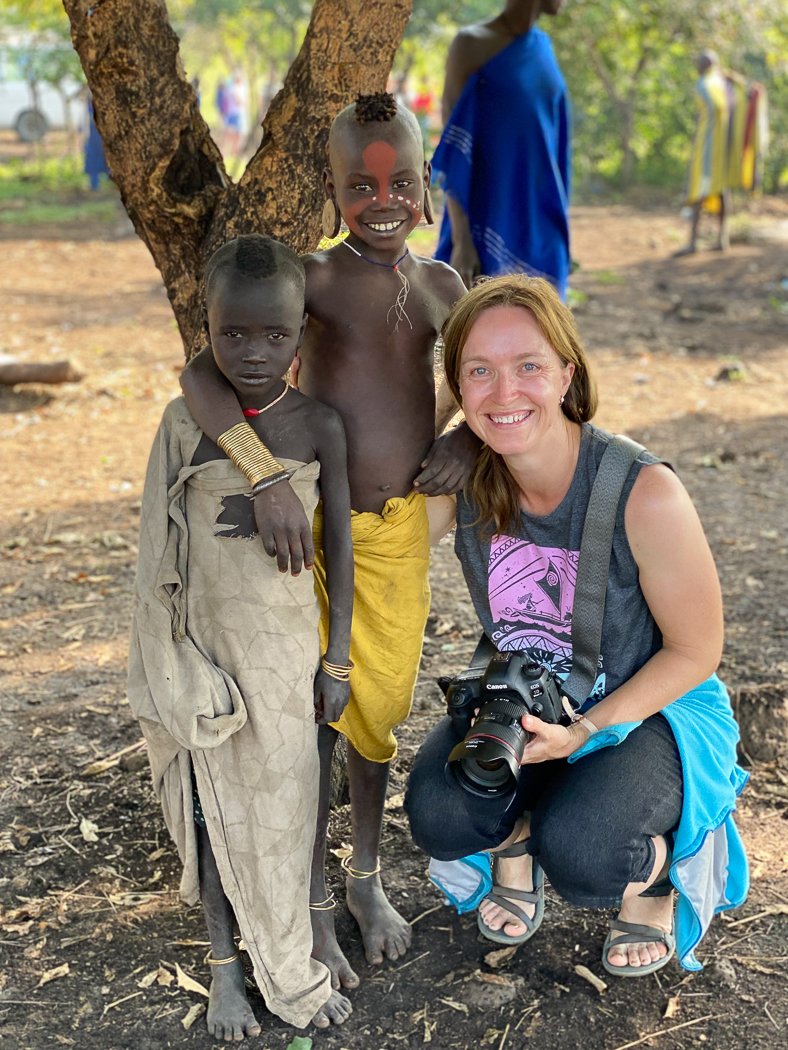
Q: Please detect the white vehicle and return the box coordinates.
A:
[0,36,82,142]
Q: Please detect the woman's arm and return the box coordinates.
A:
[180,349,314,574]
[521,463,724,761]
[313,409,354,725]
[590,462,723,727]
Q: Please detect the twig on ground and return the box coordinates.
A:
[101,990,144,1017]
[498,1022,510,1050]
[723,905,788,928]
[57,833,81,855]
[409,903,443,926]
[574,964,607,994]
[611,1014,718,1050]
[394,949,430,972]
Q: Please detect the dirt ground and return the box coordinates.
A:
[1,188,787,1050]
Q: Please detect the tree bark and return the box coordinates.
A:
[62,0,412,358]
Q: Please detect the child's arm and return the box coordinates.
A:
[312,408,354,725]
[180,349,314,575]
[413,265,482,495]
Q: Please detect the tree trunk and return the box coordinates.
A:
[62,0,412,358]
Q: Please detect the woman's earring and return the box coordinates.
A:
[559,395,566,405]
[321,198,341,239]
[423,187,435,226]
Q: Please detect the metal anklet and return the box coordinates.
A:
[341,854,381,879]
[309,893,337,911]
[204,950,240,966]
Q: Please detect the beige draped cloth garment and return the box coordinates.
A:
[127,398,330,1027]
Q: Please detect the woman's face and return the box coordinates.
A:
[458,305,574,458]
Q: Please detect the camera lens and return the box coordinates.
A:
[446,698,530,797]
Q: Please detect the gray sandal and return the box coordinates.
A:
[477,840,545,946]
[602,919,676,977]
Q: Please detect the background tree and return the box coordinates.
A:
[60,0,412,359]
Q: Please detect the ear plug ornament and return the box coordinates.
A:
[321,198,341,239]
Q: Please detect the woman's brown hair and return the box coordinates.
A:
[442,275,598,535]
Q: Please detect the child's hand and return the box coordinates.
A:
[313,669,351,725]
[413,423,482,495]
[253,482,315,575]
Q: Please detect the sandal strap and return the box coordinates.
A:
[494,838,531,859]
[609,919,672,944]
[485,891,539,930]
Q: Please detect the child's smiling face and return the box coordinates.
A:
[327,120,428,253]
[207,273,306,408]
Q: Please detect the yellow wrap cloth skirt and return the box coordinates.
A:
[313,491,430,762]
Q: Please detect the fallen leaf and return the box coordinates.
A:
[156,965,175,988]
[383,792,404,810]
[474,971,513,986]
[285,1038,313,1050]
[484,945,518,968]
[138,969,159,989]
[664,995,681,1019]
[181,1002,206,1030]
[175,962,209,998]
[38,962,70,986]
[79,818,99,842]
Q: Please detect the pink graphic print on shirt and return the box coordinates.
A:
[488,534,578,678]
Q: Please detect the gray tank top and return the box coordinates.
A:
[455,423,662,701]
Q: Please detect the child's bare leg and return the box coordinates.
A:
[310,726,360,989]
[196,823,262,1041]
[345,744,412,965]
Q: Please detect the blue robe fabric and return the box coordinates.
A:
[432,27,571,297]
[570,674,749,970]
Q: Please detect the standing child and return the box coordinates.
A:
[128,235,354,1038]
[180,95,475,989]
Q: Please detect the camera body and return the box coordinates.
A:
[438,650,566,798]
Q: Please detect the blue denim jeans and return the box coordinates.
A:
[405,712,683,907]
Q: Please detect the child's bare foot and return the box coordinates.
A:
[346,872,412,965]
[311,907,360,989]
[206,960,262,1041]
[606,892,674,971]
[311,988,353,1028]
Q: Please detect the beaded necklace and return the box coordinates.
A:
[241,380,289,418]
[342,240,412,331]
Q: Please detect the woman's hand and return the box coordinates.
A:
[519,714,589,764]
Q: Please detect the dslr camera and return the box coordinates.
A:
[438,650,567,798]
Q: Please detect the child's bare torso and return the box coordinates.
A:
[302,248,460,514]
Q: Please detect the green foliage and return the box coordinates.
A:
[0,154,116,226]
[3,1,83,88]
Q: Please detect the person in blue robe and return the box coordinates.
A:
[433,1,571,298]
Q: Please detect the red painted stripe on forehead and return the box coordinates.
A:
[361,140,397,194]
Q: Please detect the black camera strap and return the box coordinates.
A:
[561,434,645,707]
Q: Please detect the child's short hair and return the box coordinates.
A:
[329,92,422,151]
[204,234,306,304]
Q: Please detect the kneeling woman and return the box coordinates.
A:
[407,276,748,975]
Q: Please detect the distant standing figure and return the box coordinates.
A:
[675,50,769,257]
[83,95,109,192]
[433,1,571,296]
